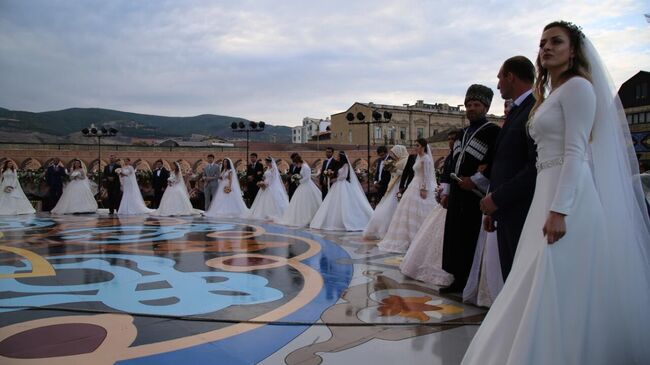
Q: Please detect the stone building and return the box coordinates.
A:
[618,70,650,164]
[329,100,503,146]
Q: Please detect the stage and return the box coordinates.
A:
[0,214,485,364]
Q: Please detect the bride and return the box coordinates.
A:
[204,158,249,218]
[363,145,409,239]
[248,156,289,221]
[152,161,202,216]
[51,159,98,214]
[462,21,650,365]
[309,151,373,231]
[0,160,35,215]
[117,158,153,215]
[278,154,322,227]
[378,139,437,253]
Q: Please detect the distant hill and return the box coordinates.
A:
[0,107,292,143]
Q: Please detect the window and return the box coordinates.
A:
[374,127,382,140]
[627,115,633,124]
[417,127,424,138]
[646,112,650,124]
[400,127,406,140]
[633,114,639,124]
[349,130,353,143]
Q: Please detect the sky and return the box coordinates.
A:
[0,0,648,127]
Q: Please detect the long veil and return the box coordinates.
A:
[173,162,191,202]
[77,160,97,195]
[225,158,244,198]
[268,157,290,209]
[342,152,369,204]
[583,36,650,356]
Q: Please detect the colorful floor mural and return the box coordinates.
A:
[0,214,485,365]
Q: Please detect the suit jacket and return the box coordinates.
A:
[287,163,300,197]
[399,154,417,192]
[103,163,122,190]
[374,156,391,188]
[152,167,170,191]
[45,165,66,191]
[203,162,221,190]
[489,93,537,221]
[319,157,340,187]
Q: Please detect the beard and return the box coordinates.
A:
[466,111,486,122]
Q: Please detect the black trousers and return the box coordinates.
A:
[495,210,528,280]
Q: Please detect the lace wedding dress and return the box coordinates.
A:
[118,165,153,215]
[204,159,249,219]
[248,160,289,221]
[0,169,35,215]
[51,168,97,214]
[278,163,322,227]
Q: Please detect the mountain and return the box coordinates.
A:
[0,107,292,143]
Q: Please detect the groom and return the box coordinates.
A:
[103,154,122,214]
[203,154,221,211]
[319,147,339,200]
[480,56,537,280]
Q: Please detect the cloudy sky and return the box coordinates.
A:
[0,0,648,126]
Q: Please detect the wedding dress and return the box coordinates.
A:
[152,165,202,216]
[278,163,322,227]
[462,217,503,307]
[462,39,650,364]
[51,166,97,214]
[204,159,249,219]
[399,204,454,286]
[309,158,373,231]
[363,145,409,239]
[0,169,35,215]
[248,159,289,221]
[378,148,437,253]
[118,165,153,215]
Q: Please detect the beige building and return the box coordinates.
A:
[330,100,503,146]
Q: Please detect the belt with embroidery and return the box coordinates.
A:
[536,157,564,172]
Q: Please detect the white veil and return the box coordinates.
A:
[172,161,191,201]
[582,36,650,356]
[75,160,97,195]
[267,157,290,209]
[341,151,368,200]
[224,158,244,197]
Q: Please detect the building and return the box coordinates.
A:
[292,117,331,144]
[618,70,650,164]
[330,100,503,146]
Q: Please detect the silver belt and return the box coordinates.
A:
[536,157,564,172]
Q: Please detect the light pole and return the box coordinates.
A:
[82,124,118,198]
[346,110,392,194]
[231,121,265,163]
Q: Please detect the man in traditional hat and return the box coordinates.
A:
[440,84,501,293]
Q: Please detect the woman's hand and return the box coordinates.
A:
[543,211,567,244]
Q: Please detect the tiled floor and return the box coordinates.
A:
[0,214,485,364]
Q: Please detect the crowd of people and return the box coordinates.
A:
[1,19,649,364]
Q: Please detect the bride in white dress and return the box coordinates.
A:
[309,151,373,231]
[278,154,322,227]
[363,145,409,239]
[51,159,97,214]
[204,158,249,218]
[0,160,35,215]
[248,157,289,221]
[152,162,202,216]
[378,139,437,253]
[117,158,153,215]
[462,21,650,365]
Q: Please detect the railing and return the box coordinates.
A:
[0,142,245,153]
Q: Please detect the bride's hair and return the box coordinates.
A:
[223,158,231,170]
[1,160,14,172]
[338,151,351,181]
[416,138,429,153]
[531,20,592,116]
[72,159,82,169]
[172,161,181,173]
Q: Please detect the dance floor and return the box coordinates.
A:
[0,213,485,364]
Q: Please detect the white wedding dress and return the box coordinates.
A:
[399,204,454,286]
[248,161,289,221]
[152,170,202,216]
[278,163,322,227]
[0,169,35,215]
[309,163,373,231]
[462,217,503,307]
[204,160,249,219]
[118,165,153,215]
[51,169,97,214]
[462,76,650,364]
[378,151,437,253]
[363,145,409,239]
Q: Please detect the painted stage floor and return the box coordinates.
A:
[0,214,485,365]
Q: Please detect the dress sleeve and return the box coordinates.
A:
[337,164,349,182]
[550,78,596,215]
[420,156,433,190]
[301,165,311,180]
[264,169,275,185]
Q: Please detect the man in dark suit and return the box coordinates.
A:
[319,147,339,200]
[439,130,461,208]
[287,153,300,200]
[103,154,122,214]
[44,158,66,211]
[151,159,169,209]
[397,152,417,200]
[480,56,537,280]
[373,145,391,202]
[245,153,264,206]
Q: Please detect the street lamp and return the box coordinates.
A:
[346,110,392,194]
[231,121,265,162]
[81,124,118,198]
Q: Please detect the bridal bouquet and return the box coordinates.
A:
[4,186,14,193]
[383,159,396,173]
[257,181,267,190]
[224,186,232,194]
[290,174,301,185]
[115,168,122,175]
